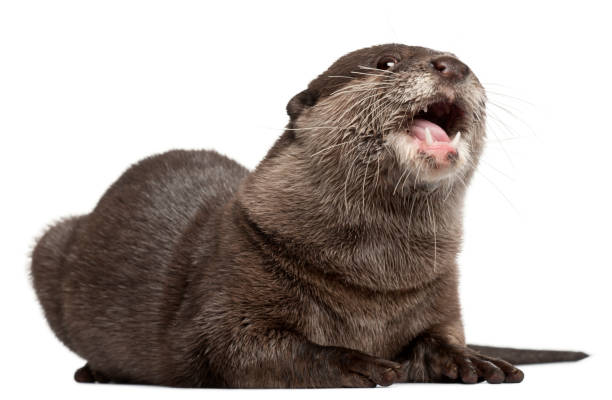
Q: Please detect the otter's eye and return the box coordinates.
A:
[376,56,399,70]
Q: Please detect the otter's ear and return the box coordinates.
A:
[286,89,319,121]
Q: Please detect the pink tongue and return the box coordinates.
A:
[410,119,450,142]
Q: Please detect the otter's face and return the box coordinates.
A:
[287,44,486,187]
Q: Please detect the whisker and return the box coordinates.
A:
[283,126,340,131]
[487,111,521,138]
[406,194,417,251]
[400,165,413,195]
[327,80,393,94]
[485,90,534,107]
[443,181,454,202]
[485,113,519,167]
[487,101,536,136]
[478,158,515,181]
[328,84,393,98]
[393,168,410,195]
[349,71,396,80]
[481,82,516,90]
[413,162,424,190]
[361,141,376,214]
[357,65,398,75]
[311,137,361,158]
[344,149,362,212]
[374,153,381,188]
[475,169,520,214]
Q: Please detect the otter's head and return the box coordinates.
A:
[285,44,486,188]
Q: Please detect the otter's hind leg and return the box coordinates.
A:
[31,216,84,350]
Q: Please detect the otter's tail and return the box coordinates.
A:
[468,344,589,365]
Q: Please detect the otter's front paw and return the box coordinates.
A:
[401,336,524,384]
[326,347,404,387]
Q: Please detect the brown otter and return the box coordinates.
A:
[30,44,586,388]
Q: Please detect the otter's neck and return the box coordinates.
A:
[236,138,469,291]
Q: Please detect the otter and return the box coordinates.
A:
[30,44,586,388]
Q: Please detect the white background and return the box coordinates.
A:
[1,0,609,399]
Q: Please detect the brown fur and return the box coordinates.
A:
[31,44,536,387]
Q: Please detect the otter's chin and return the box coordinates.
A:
[385,127,470,184]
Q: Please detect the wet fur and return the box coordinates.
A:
[32,44,523,387]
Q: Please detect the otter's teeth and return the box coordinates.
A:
[423,106,428,113]
[451,131,461,147]
[424,127,434,145]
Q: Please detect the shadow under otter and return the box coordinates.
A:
[31,44,587,388]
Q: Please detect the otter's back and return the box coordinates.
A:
[61,150,248,382]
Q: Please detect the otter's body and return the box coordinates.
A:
[31,44,584,388]
[33,147,465,387]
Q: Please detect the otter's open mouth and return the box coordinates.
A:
[403,100,465,165]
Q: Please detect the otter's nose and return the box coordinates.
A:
[430,56,469,81]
